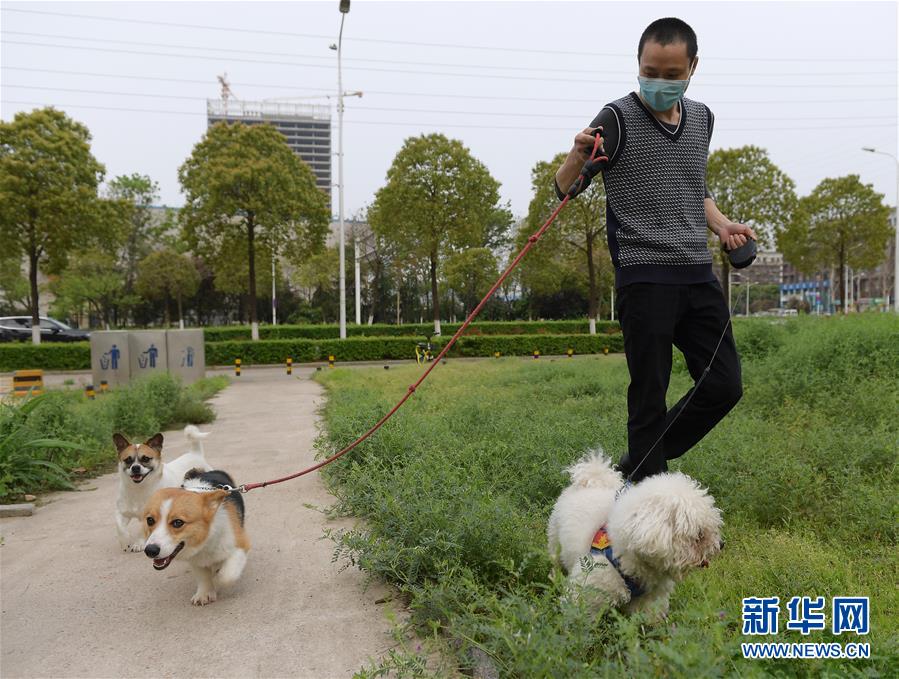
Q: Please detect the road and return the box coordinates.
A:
[0,368,399,678]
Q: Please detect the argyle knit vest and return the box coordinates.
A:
[601,92,715,288]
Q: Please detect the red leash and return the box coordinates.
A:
[237,135,607,494]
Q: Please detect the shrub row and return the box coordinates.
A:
[205,333,624,366]
[203,319,621,342]
[2,317,851,371]
[0,342,91,372]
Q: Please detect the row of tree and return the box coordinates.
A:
[1,107,893,344]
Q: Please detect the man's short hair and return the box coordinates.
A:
[638,18,698,62]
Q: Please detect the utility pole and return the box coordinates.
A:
[862,147,898,312]
[354,227,362,324]
[336,3,348,339]
[332,1,362,337]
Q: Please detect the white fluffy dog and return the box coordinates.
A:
[547,450,723,618]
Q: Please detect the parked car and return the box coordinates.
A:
[0,317,33,342]
[0,316,90,342]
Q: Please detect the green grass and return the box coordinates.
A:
[0,374,229,502]
[314,314,899,677]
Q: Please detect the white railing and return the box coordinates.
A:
[206,100,331,121]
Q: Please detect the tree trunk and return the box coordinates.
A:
[164,292,171,327]
[395,277,401,325]
[177,292,184,330]
[586,234,598,335]
[247,213,259,340]
[429,251,441,335]
[839,241,847,315]
[28,248,41,345]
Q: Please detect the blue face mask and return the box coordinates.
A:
[637,62,695,112]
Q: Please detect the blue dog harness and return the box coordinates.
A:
[590,525,645,599]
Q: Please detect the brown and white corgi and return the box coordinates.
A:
[114,425,212,552]
[142,469,250,606]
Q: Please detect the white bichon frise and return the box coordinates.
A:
[547,450,723,618]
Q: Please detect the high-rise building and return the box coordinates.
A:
[206,100,332,207]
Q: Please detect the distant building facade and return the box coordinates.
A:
[207,100,332,208]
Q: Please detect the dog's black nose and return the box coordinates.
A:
[719,538,726,551]
[144,544,160,558]
[131,465,141,474]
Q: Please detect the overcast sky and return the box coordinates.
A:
[2,0,897,221]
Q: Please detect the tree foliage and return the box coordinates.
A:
[781,174,891,312]
[49,250,131,326]
[444,248,501,317]
[178,122,329,334]
[105,173,164,290]
[0,107,107,342]
[369,133,505,332]
[135,248,201,326]
[520,153,612,327]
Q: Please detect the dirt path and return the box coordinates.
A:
[0,368,397,678]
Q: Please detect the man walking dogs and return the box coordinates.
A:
[555,18,755,482]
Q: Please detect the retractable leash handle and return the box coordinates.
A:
[567,128,610,198]
[723,234,758,269]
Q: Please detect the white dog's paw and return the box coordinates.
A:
[191,590,217,606]
[125,541,145,553]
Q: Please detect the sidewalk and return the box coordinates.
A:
[0,370,398,678]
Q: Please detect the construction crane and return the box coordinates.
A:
[217,73,237,104]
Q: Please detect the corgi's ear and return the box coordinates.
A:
[145,433,164,453]
[113,433,131,454]
[203,489,228,518]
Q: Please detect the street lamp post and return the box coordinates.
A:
[354,229,361,324]
[862,147,899,312]
[336,1,350,338]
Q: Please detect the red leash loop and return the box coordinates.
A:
[240,139,608,493]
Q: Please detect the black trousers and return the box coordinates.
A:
[615,280,743,483]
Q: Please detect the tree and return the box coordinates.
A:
[0,108,107,344]
[105,174,163,295]
[369,134,504,334]
[178,122,329,339]
[444,248,500,318]
[0,256,29,314]
[522,153,611,331]
[49,250,131,328]
[781,175,891,313]
[135,248,201,328]
[706,146,797,302]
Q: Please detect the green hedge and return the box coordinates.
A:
[205,333,624,366]
[0,342,91,372]
[0,334,623,371]
[203,319,621,342]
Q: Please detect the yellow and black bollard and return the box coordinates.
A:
[494,351,501,359]
[603,346,609,355]
[12,369,43,397]
[100,380,109,393]
[533,349,540,360]
[566,348,574,358]
[85,384,96,400]
[235,358,241,377]
[328,354,335,369]
[286,357,293,376]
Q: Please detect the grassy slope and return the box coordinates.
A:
[315,315,898,677]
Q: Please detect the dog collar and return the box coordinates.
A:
[590,525,645,599]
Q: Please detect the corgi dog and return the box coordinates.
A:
[143,469,250,606]
[114,425,212,552]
